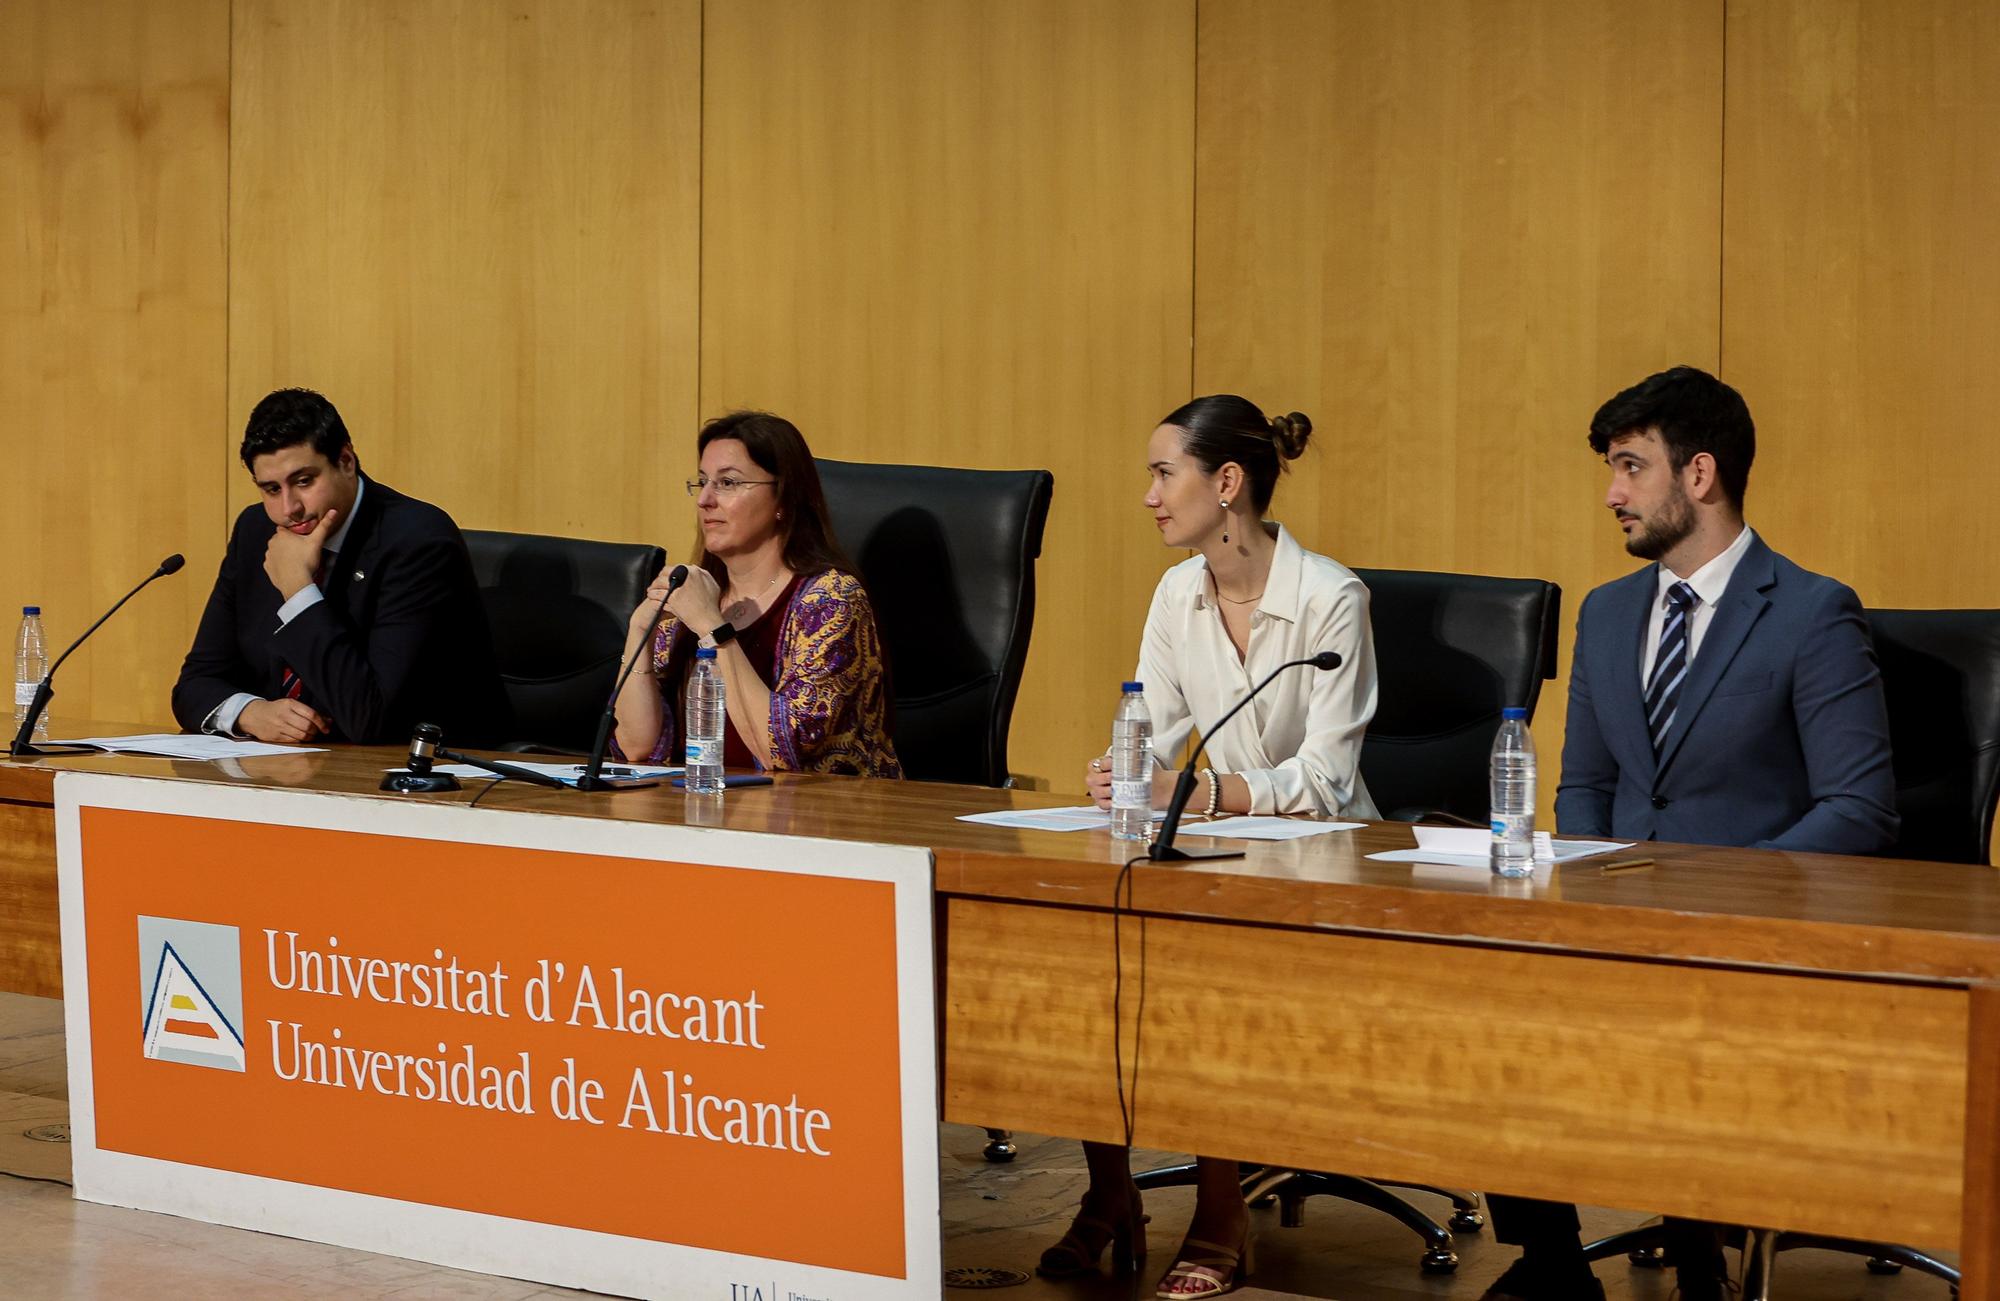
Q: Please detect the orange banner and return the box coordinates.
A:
[82,805,909,1279]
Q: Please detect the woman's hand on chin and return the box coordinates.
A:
[667,564,724,634]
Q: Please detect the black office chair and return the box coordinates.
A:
[1583,609,2000,1295]
[1137,568,1563,1272]
[815,458,1053,1165]
[463,530,665,754]
[1354,567,1565,822]
[814,458,1054,788]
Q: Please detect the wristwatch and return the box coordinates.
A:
[706,621,739,649]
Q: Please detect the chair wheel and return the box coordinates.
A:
[981,1136,1017,1163]
[1629,1245,1669,1268]
[1865,1257,1903,1275]
[1420,1247,1459,1275]
[1449,1209,1485,1233]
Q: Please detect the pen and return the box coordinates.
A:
[1600,857,1655,873]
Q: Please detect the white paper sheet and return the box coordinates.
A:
[955,806,1166,832]
[58,734,328,760]
[1176,817,1364,841]
[1365,825,1633,867]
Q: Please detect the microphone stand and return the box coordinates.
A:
[1148,652,1343,862]
[10,556,185,759]
[436,746,567,789]
[575,566,685,792]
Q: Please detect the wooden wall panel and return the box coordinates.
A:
[1192,0,1725,807]
[1721,0,2000,609]
[0,0,227,726]
[228,0,701,543]
[700,0,1197,790]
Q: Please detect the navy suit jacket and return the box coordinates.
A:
[172,477,509,747]
[1556,534,1897,853]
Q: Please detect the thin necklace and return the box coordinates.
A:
[1211,575,1264,605]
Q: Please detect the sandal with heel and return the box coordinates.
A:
[1036,1187,1149,1279]
[1155,1230,1255,1298]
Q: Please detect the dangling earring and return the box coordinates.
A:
[776,508,784,521]
[1220,499,1230,544]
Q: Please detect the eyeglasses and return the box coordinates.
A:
[685,475,776,498]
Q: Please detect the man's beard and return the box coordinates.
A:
[1623,484,1695,560]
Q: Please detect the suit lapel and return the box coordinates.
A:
[1654,537,1776,777]
[1597,568,1660,781]
[323,476,382,607]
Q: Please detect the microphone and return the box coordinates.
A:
[576,564,688,792]
[380,721,568,793]
[1147,650,1345,862]
[9,554,186,759]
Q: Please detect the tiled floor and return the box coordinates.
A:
[0,994,1956,1299]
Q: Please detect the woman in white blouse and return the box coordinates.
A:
[1044,395,1380,1298]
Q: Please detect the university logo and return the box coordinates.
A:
[139,917,246,1072]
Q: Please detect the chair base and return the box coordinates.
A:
[1586,1222,1961,1300]
[1134,1162,1471,1275]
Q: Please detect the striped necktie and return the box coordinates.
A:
[278,552,334,700]
[1644,580,1699,754]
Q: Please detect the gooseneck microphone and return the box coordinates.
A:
[9,554,186,759]
[1147,650,1344,862]
[577,564,688,792]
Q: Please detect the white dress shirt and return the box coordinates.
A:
[1135,523,1380,818]
[205,479,365,736]
[1639,522,1755,686]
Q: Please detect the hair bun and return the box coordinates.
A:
[1268,411,1313,460]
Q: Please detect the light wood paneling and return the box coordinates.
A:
[1192,0,1726,807]
[228,0,702,541]
[699,0,1197,790]
[1721,0,2000,608]
[0,802,61,998]
[944,895,1969,1248]
[0,0,227,726]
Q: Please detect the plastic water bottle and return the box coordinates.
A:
[14,607,48,740]
[1489,706,1536,878]
[684,646,725,795]
[1110,682,1153,841]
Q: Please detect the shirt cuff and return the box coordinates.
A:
[205,693,260,737]
[276,583,325,627]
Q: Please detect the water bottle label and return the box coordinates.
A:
[14,681,35,708]
[1111,778,1148,809]
[1490,814,1534,842]
[685,738,722,768]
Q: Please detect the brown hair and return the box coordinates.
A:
[1160,394,1313,512]
[693,410,854,585]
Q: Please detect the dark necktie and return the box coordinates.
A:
[1644,581,1699,753]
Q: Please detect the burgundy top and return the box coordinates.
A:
[661,573,805,769]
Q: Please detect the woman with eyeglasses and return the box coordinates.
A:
[610,410,901,777]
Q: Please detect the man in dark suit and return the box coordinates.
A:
[1482,367,1898,1301]
[172,388,507,747]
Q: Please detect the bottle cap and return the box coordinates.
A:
[1122,681,1143,693]
[696,646,717,660]
[1502,706,1528,720]
[23,606,39,616]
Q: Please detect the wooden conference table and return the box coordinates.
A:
[5,725,2000,1293]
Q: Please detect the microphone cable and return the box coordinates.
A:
[1111,850,1151,1150]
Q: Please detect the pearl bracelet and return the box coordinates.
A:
[1202,766,1221,818]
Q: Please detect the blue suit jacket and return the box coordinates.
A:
[1556,534,1897,853]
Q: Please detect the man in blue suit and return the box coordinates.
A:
[1481,366,1898,1301]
